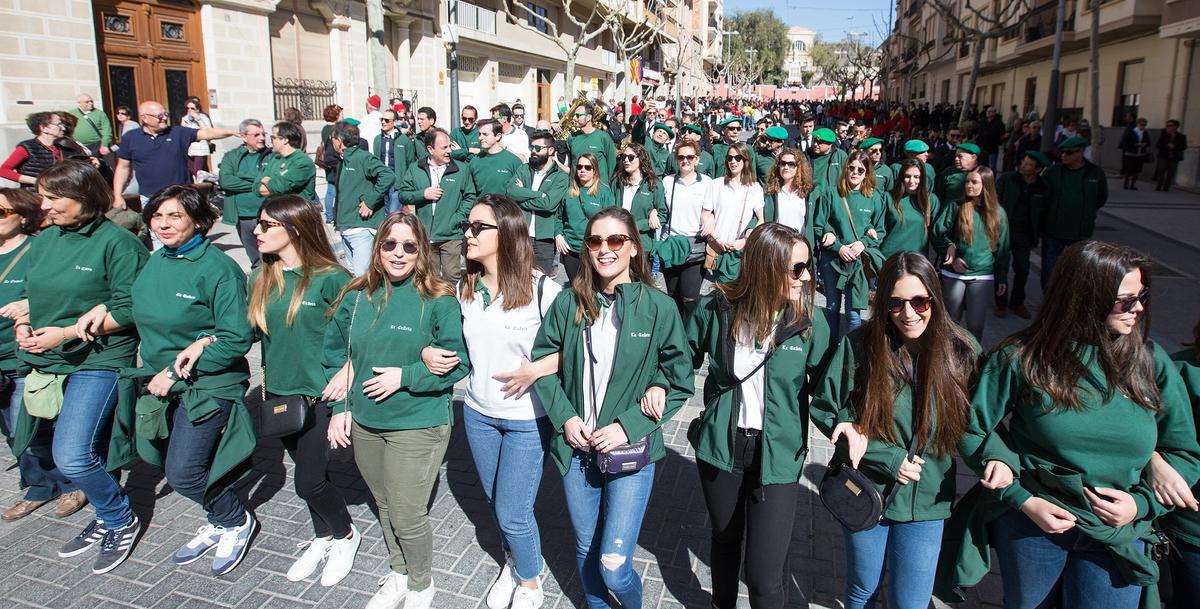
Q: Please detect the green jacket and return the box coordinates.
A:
[0,241,32,372]
[880,193,941,258]
[530,282,695,475]
[762,191,815,246]
[398,158,477,242]
[374,131,418,176]
[933,167,966,205]
[557,184,616,252]
[710,141,758,180]
[873,163,895,196]
[808,147,848,191]
[646,141,672,178]
[334,146,395,230]
[612,178,666,253]
[811,328,980,521]
[470,148,523,196]
[508,163,569,240]
[994,171,1044,236]
[1165,349,1200,547]
[1036,160,1108,241]
[754,149,777,186]
[218,146,270,223]
[21,217,149,373]
[692,149,717,179]
[323,279,470,430]
[569,129,616,183]
[68,108,113,147]
[259,149,317,202]
[813,188,887,307]
[687,294,832,484]
[450,126,480,162]
[252,266,352,397]
[936,202,1011,279]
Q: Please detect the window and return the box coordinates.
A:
[529,3,549,34]
[793,40,806,53]
[1060,69,1086,123]
[1113,59,1143,124]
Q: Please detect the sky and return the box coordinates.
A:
[722,0,895,46]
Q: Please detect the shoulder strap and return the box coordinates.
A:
[881,353,922,505]
[0,241,31,285]
[536,274,547,321]
[341,291,362,412]
[81,113,103,138]
[840,196,861,241]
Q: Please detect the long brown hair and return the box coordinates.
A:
[568,153,601,197]
[0,188,46,234]
[891,158,934,230]
[837,150,876,198]
[764,148,813,197]
[614,143,657,191]
[724,142,756,186]
[1002,241,1160,411]
[459,195,535,310]
[572,207,653,324]
[715,223,812,346]
[956,166,1001,250]
[854,253,975,456]
[334,212,454,308]
[248,195,346,333]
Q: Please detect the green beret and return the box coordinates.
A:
[342,118,361,126]
[719,117,741,128]
[1058,135,1088,149]
[764,126,789,141]
[652,123,674,139]
[858,137,883,150]
[682,124,704,135]
[956,142,981,155]
[1024,150,1051,167]
[813,128,837,143]
[903,139,929,153]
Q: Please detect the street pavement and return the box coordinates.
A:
[0,174,1195,609]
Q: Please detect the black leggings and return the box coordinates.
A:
[273,395,354,539]
[562,250,581,283]
[699,431,800,609]
[664,259,705,319]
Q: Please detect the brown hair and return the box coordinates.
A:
[855,253,975,456]
[724,142,756,186]
[459,195,535,310]
[572,207,653,324]
[35,160,111,226]
[615,143,657,191]
[322,104,343,123]
[248,195,347,332]
[956,166,1001,250]
[334,212,454,308]
[765,148,813,197]
[715,223,813,346]
[837,150,876,198]
[568,153,601,197]
[892,159,934,231]
[0,188,46,235]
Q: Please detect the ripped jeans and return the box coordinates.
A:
[562,451,656,609]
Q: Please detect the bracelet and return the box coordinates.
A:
[196,332,217,345]
[164,368,176,380]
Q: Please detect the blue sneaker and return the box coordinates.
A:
[93,515,140,574]
[211,511,258,576]
[173,524,224,565]
[59,519,108,558]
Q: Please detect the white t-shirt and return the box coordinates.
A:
[527,167,550,237]
[662,173,712,237]
[774,186,808,233]
[704,180,764,243]
[734,326,774,430]
[358,110,383,154]
[581,299,620,432]
[460,274,562,420]
[503,126,530,161]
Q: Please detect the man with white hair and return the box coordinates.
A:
[68,94,113,159]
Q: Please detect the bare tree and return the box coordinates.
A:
[503,0,610,99]
[606,3,661,112]
[927,0,1033,123]
[876,11,965,104]
[1088,0,1102,161]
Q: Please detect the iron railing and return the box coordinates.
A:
[273,78,338,120]
[1024,1,1075,44]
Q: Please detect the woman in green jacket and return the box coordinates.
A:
[937,166,1009,341]
[880,159,941,259]
[812,252,1002,609]
[686,223,830,609]
[555,153,614,282]
[322,212,469,609]
[963,241,1200,609]
[131,185,257,576]
[762,148,814,240]
[611,142,665,254]
[530,207,694,609]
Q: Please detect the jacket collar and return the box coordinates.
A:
[417,156,461,176]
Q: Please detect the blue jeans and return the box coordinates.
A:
[384,187,401,213]
[1040,237,1076,290]
[562,453,655,609]
[341,227,376,277]
[991,509,1143,609]
[1169,537,1200,609]
[463,407,550,581]
[163,397,246,527]
[843,519,944,609]
[322,183,336,221]
[819,255,863,343]
[0,374,75,501]
[52,370,132,527]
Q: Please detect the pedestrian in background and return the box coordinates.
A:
[1118,117,1151,190]
[181,96,214,177]
[1155,119,1187,192]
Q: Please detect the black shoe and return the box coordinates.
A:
[58,519,108,558]
[93,515,140,574]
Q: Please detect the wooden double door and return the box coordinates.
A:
[92,0,208,126]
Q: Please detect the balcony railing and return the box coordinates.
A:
[458,1,497,35]
[273,78,337,120]
[1001,23,1020,41]
[1023,1,1074,44]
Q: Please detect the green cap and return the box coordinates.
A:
[956,142,981,156]
[858,137,883,150]
[1024,150,1051,167]
[764,126,789,141]
[682,124,704,136]
[652,123,674,139]
[813,128,837,143]
[719,117,741,128]
[1058,135,1088,149]
[903,139,929,154]
[342,118,361,126]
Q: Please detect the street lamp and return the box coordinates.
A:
[720,29,739,96]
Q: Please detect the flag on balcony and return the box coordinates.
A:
[630,56,642,85]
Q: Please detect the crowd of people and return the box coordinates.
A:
[0,89,1196,609]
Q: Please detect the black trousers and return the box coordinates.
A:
[699,430,800,609]
[272,395,354,539]
[664,258,705,319]
[996,230,1033,308]
[237,217,262,268]
[561,250,581,283]
[531,238,556,278]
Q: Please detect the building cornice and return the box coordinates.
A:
[199,0,282,16]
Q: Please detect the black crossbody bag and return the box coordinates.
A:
[584,306,650,475]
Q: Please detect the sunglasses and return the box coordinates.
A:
[381,239,419,255]
[1112,287,1149,314]
[887,295,935,314]
[381,118,394,123]
[620,154,638,162]
[848,166,867,175]
[576,163,594,170]
[0,208,19,217]
[461,116,476,122]
[727,155,743,162]
[778,160,798,168]
[574,112,590,118]
[584,234,633,251]
[461,220,498,237]
[788,261,810,280]
[256,219,285,231]
[531,144,551,152]
[675,154,697,162]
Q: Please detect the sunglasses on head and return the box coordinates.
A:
[788,261,809,280]
[460,220,498,237]
[1112,287,1149,314]
[584,234,633,251]
[381,239,419,255]
[888,295,935,314]
[256,219,285,232]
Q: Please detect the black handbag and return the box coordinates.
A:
[256,369,312,439]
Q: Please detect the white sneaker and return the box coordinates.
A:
[320,524,360,587]
[510,583,544,609]
[405,580,436,609]
[485,556,517,609]
[364,571,408,609]
[286,536,332,582]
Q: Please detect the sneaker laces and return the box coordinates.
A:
[100,523,129,553]
[78,520,105,540]
[215,524,242,556]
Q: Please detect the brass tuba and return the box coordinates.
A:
[556,93,607,140]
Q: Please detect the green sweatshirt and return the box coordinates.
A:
[613,178,666,253]
[880,193,941,258]
[936,202,1010,279]
[933,167,967,205]
[811,328,981,521]
[569,129,616,183]
[692,150,717,179]
[1036,160,1108,241]
[398,158,477,242]
[530,282,695,475]
[873,163,895,195]
[557,184,616,252]
[962,343,1200,522]
[1165,349,1200,547]
[814,187,887,253]
[450,126,480,162]
[68,108,113,147]
[21,217,149,373]
[507,163,569,240]
[0,241,31,372]
[808,147,848,190]
[687,294,833,484]
[334,146,395,230]
[260,149,317,202]
[323,279,470,430]
[253,266,351,397]
[647,141,671,178]
[217,146,269,221]
[470,148,523,196]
